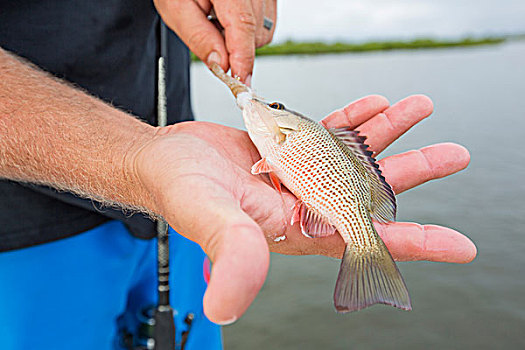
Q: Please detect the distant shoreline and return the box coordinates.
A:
[255,37,506,56]
[191,36,519,61]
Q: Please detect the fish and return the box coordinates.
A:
[209,63,411,312]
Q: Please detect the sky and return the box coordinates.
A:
[273,0,525,42]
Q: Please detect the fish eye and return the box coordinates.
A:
[269,102,285,110]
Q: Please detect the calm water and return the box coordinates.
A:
[191,41,525,349]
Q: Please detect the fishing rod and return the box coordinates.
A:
[153,20,176,350]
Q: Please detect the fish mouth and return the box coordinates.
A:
[236,91,255,109]
[208,62,286,144]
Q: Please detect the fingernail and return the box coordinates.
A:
[245,74,252,87]
[216,315,238,326]
[207,51,221,65]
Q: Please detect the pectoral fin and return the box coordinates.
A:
[252,158,282,193]
[330,127,396,223]
[291,200,337,238]
[251,158,273,175]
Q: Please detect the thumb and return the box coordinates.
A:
[202,208,270,325]
[154,0,230,71]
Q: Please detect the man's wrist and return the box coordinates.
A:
[120,123,164,215]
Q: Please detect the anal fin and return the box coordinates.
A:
[291,200,337,238]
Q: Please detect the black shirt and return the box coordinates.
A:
[0,0,193,251]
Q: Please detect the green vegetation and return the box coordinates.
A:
[191,36,508,61]
[255,37,505,56]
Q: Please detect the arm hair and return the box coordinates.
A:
[0,48,159,215]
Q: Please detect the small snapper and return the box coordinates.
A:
[210,63,411,312]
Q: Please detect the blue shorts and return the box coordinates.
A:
[0,220,222,349]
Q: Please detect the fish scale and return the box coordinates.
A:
[272,119,373,246]
[209,62,411,312]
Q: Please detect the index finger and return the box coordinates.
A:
[357,95,434,155]
[321,95,390,129]
[154,0,229,72]
[214,0,256,82]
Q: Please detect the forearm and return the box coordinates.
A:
[0,48,157,212]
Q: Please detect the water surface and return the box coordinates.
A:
[191,41,525,349]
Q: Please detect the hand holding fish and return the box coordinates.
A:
[154,0,276,82]
[133,94,476,324]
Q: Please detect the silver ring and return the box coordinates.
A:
[207,8,217,21]
[207,8,224,31]
[263,17,273,31]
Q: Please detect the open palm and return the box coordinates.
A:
[135,94,476,324]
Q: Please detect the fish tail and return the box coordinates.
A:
[334,234,411,312]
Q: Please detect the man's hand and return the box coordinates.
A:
[133,95,476,325]
[154,0,277,83]
[0,47,476,328]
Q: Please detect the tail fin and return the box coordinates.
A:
[334,242,411,312]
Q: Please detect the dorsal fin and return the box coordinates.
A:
[330,127,396,222]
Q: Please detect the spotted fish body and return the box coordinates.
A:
[210,63,411,312]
